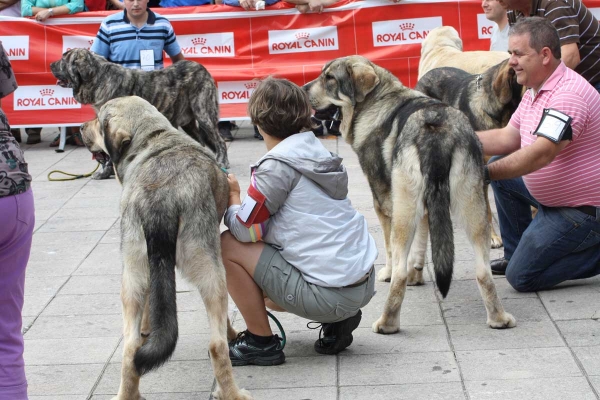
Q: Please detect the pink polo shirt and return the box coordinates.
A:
[509,62,600,208]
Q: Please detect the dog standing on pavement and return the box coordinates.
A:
[50,48,229,179]
[305,56,516,333]
[81,96,250,400]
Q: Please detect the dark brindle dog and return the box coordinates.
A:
[305,56,516,333]
[415,59,524,248]
[50,48,228,179]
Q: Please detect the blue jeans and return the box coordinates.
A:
[593,81,600,94]
[490,172,600,292]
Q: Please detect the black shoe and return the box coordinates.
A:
[491,258,509,275]
[312,309,362,355]
[25,128,42,144]
[326,120,341,136]
[218,122,234,142]
[10,129,21,143]
[228,330,285,366]
[253,125,263,140]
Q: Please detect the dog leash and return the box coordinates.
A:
[267,311,286,349]
[47,163,101,181]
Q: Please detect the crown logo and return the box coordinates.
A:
[40,88,54,96]
[399,23,415,31]
[192,37,207,46]
[245,81,259,89]
[295,32,310,40]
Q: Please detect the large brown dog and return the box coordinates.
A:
[81,96,250,400]
[416,60,524,248]
[50,48,229,172]
[305,56,516,333]
[419,26,509,79]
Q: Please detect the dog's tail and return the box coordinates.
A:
[422,116,454,298]
[134,219,179,376]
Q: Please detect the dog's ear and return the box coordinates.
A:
[102,116,132,165]
[350,62,380,103]
[73,50,95,82]
[492,62,516,104]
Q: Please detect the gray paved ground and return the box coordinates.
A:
[20,124,600,400]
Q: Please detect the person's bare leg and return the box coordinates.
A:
[221,231,272,336]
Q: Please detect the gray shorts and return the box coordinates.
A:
[254,244,376,323]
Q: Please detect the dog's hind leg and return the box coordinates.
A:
[114,239,150,400]
[486,186,503,248]
[374,201,393,282]
[454,173,516,329]
[372,171,421,334]
[407,215,428,286]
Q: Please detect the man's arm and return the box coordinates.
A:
[285,0,339,13]
[487,136,569,181]
[561,42,581,69]
[476,124,521,157]
[169,52,185,63]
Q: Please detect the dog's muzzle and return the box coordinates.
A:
[56,79,72,88]
[92,151,110,165]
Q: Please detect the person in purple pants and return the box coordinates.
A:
[0,40,34,400]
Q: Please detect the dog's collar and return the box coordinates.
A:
[475,75,483,91]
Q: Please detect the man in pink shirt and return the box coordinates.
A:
[477,17,600,291]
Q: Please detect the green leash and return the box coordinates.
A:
[47,163,101,181]
[267,311,286,349]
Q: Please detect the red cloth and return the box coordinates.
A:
[85,0,106,11]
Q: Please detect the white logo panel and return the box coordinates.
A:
[178,33,235,58]
[0,36,29,60]
[372,17,443,47]
[477,14,494,39]
[268,27,338,54]
[62,35,96,53]
[218,80,258,104]
[14,85,81,110]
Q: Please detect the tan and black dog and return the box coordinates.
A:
[304,56,516,334]
[81,96,250,400]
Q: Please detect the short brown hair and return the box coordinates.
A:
[509,17,561,59]
[248,77,314,139]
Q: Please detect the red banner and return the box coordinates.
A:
[3,0,598,127]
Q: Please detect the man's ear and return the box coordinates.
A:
[350,63,380,103]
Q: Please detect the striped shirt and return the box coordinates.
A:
[90,9,181,70]
[508,0,600,85]
[509,62,600,207]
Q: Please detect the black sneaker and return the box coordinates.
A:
[228,330,285,366]
[312,309,362,355]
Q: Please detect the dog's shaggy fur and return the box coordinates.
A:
[305,56,516,333]
[50,48,229,179]
[81,96,250,400]
[418,26,510,79]
[416,60,524,249]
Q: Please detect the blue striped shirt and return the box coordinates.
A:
[90,9,181,70]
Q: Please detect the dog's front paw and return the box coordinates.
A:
[490,233,503,249]
[372,316,399,334]
[376,267,392,282]
[407,267,425,286]
[488,312,516,329]
[92,165,114,180]
[111,395,145,400]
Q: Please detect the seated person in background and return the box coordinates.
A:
[107,0,124,9]
[216,0,278,10]
[284,0,340,13]
[21,0,83,21]
[222,77,377,365]
[0,0,20,16]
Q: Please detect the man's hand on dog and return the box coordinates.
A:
[227,173,242,207]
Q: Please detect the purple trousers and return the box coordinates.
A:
[0,189,34,400]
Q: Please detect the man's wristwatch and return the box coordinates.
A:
[483,165,491,185]
[48,8,53,16]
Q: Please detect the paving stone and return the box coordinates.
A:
[24,314,123,339]
[37,216,118,233]
[24,275,68,297]
[42,293,121,316]
[465,377,597,400]
[59,275,122,295]
[24,259,82,277]
[590,376,600,393]
[572,346,600,376]
[339,352,460,386]
[26,363,105,396]
[91,394,212,400]
[22,295,53,317]
[443,298,550,325]
[339,382,466,400]
[27,231,104,263]
[72,243,122,276]
[245,386,337,400]
[539,288,600,320]
[360,295,444,328]
[94,360,216,395]
[443,279,537,302]
[342,325,451,355]
[99,223,121,244]
[233,356,336,390]
[449,320,564,351]
[456,347,581,381]
[111,334,210,363]
[556,320,600,347]
[30,396,85,400]
[24,336,120,365]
